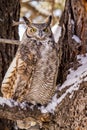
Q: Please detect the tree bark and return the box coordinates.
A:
[57,0,87,83]
[55,0,87,130]
[0,38,20,45]
[0,0,20,87]
[0,0,20,129]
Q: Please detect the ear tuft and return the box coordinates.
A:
[46,15,52,25]
[23,16,30,25]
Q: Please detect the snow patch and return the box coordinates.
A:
[52,24,62,43]
[53,9,62,17]
[72,35,81,43]
[0,97,14,107]
[0,97,27,110]
[19,18,25,41]
[59,53,87,91]
[39,94,58,113]
[20,102,27,110]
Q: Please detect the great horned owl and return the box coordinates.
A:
[1,16,59,105]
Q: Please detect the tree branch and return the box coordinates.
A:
[12,20,25,26]
[0,97,45,121]
[0,38,20,45]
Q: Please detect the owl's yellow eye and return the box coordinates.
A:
[43,28,48,32]
[30,28,37,32]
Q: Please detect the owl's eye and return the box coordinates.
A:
[30,28,37,33]
[43,28,48,32]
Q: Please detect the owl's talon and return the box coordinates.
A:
[38,113,50,123]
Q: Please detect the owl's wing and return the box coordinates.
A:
[1,49,36,102]
[1,55,18,98]
[12,52,35,102]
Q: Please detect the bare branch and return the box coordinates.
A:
[0,38,20,45]
[12,20,25,26]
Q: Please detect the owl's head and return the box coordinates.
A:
[23,16,52,41]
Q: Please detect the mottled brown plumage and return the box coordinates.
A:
[1,16,59,105]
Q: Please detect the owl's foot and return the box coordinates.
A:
[17,117,37,129]
[17,113,50,129]
[38,113,50,123]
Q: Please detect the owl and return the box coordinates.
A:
[1,16,60,105]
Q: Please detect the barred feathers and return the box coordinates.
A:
[1,56,17,98]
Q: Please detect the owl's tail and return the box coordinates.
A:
[1,55,17,99]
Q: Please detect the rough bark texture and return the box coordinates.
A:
[51,81,87,130]
[58,0,87,83]
[0,0,20,130]
[55,0,87,130]
[0,0,20,88]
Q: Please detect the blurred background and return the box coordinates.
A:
[19,0,65,40]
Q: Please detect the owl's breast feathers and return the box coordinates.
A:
[1,40,59,105]
[25,41,59,105]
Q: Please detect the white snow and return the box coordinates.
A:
[72,35,81,43]
[19,18,25,41]
[60,54,87,90]
[0,97,28,110]
[20,102,27,110]
[40,53,87,113]
[53,9,62,17]
[0,97,14,107]
[52,24,62,43]
[39,94,58,113]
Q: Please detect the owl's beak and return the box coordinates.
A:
[39,31,43,37]
[38,31,44,39]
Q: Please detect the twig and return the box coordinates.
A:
[0,38,20,45]
[12,20,25,26]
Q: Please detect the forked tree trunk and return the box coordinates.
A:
[0,0,20,129]
[52,0,87,129]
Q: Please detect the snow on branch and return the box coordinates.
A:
[0,97,42,121]
[59,54,87,91]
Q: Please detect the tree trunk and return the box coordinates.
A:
[53,0,87,129]
[0,0,20,129]
[57,0,87,83]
